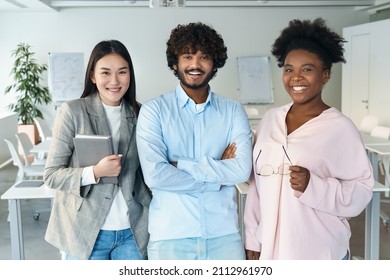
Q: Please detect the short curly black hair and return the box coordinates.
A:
[271,18,346,71]
[166,22,228,76]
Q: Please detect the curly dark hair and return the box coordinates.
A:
[271,18,346,71]
[166,22,228,76]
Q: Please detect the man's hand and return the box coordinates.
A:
[221,143,236,160]
[169,142,237,167]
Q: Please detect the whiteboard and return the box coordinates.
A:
[237,56,274,104]
[48,52,84,105]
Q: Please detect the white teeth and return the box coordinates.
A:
[293,86,306,91]
[188,70,202,75]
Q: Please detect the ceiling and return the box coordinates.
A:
[1,0,390,12]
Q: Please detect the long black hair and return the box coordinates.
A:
[81,40,140,116]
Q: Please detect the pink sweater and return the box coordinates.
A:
[244,104,374,259]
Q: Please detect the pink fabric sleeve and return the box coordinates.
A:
[244,173,262,252]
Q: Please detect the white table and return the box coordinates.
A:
[365,181,389,259]
[1,181,56,260]
[362,134,390,183]
[30,139,51,159]
[361,132,390,146]
[362,133,390,197]
[364,143,390,259]
[366,144,390,188]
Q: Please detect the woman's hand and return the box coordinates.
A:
[246,249,261,260]
[289,165,310,192]
[93,154,122,180]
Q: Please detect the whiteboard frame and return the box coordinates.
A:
[237,56,274,104]
[48,52,85,105]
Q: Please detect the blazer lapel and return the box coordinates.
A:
[85,94,112,136]
[118,102,136,158]
[84,93,136,158]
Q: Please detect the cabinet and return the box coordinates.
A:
[342,19,390,127]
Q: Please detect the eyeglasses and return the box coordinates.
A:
[255,145,293,176]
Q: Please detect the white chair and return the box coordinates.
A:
[370,126,390,139]
[34,117,52,142]
[359,115,379,134]
[4,138,49,220]
[4,139,44,182]
[15,132,46,166]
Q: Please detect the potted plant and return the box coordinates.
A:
[5,42,52,144]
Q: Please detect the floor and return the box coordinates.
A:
[1,163,390,260]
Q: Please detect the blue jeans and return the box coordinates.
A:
[342,250,350,260]
[147,232,245,260]
[64,228,144,260]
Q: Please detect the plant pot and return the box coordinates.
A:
[18,124,39,145]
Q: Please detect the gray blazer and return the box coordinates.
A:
[44,93,151,259]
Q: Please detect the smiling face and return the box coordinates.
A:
[91,53,130,106]
[282,49,329,106]
[174,50,215,92]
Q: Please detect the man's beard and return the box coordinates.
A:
[177,68,215,90]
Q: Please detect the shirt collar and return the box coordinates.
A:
[175,84,217,111]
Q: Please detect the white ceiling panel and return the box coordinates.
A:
[0,0,389,12]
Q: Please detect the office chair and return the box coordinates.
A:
[359,115,379,134]
[4,139,44,182]
[15,132,46,166]
[34,117,52,142]
[369,126,390,227]
[4,138,50,220]
[370,126,390,139]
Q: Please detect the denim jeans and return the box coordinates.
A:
[64,228,144,260]
[342,250,350,260]
[147,232,245,260]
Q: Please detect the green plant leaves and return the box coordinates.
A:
[5,42,51,124]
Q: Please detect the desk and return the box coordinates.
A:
[362,133,390,196]
[364,143,390,259]
[1,181,56,260]
[30,139,51,159]
[366,144,390,187]
[361,132,390,146]
[365,181,388,259]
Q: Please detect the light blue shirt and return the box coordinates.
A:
[136,85,253,241]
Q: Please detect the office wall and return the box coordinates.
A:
[0,7,369,126]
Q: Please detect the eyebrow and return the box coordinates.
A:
[284,63,316,68]
[98,66,129,71]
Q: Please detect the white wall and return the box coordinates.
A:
[0,7,369,127]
